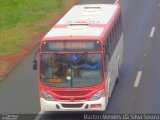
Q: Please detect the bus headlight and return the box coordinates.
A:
[89,89,104,101]
[41,91,55,101]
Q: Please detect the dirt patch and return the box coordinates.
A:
[0,39,39,80]
[0,0,80,81]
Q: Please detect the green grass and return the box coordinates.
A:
[0,0,69,56]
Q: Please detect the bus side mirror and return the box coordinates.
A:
[33,60,37,70]
[33,48,39,70]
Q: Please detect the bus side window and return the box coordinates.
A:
[119,13,123,34]
[111,29,115,53]
[113,24,117,47]
[115,20,118,44]
[116,14,121,43]
[109,33,113,57]
[105,37,111,59]
[117,16,120,40]
[105,38,110,73]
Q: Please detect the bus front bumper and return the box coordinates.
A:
[40,97,107,112]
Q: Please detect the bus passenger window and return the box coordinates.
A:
[105,38,111,59]
[109,33,113,55]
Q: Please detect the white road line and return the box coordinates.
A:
[34,111,44,120]
[134,71,142,87]
[115,0,119,4]
[150,27,156,38]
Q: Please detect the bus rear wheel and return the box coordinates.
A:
[116,66,120,84]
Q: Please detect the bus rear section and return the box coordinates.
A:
[33,3,123,112]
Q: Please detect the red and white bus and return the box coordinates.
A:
[33,3,123,111]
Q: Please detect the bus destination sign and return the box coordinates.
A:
[41,40,101,51]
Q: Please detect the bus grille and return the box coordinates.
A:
[61,104,83,108]
[53,90,91,96]
[51,89,93,101]
[58,97,87,101]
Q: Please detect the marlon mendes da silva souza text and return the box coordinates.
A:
[83,114,160,120]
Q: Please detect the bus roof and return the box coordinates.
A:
[43,4,120,40]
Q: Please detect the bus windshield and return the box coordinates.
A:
[40,53,103,88]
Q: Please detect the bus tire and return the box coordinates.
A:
[116,65,120,84]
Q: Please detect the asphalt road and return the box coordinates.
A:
[0,0,160,120]
[108,0,160,113]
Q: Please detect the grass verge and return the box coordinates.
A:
[0,0,74,56]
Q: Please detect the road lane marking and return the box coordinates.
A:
[134,71,142,87]
[115,0,119,4]
[150,27,155,38]
[35,111,44,120]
